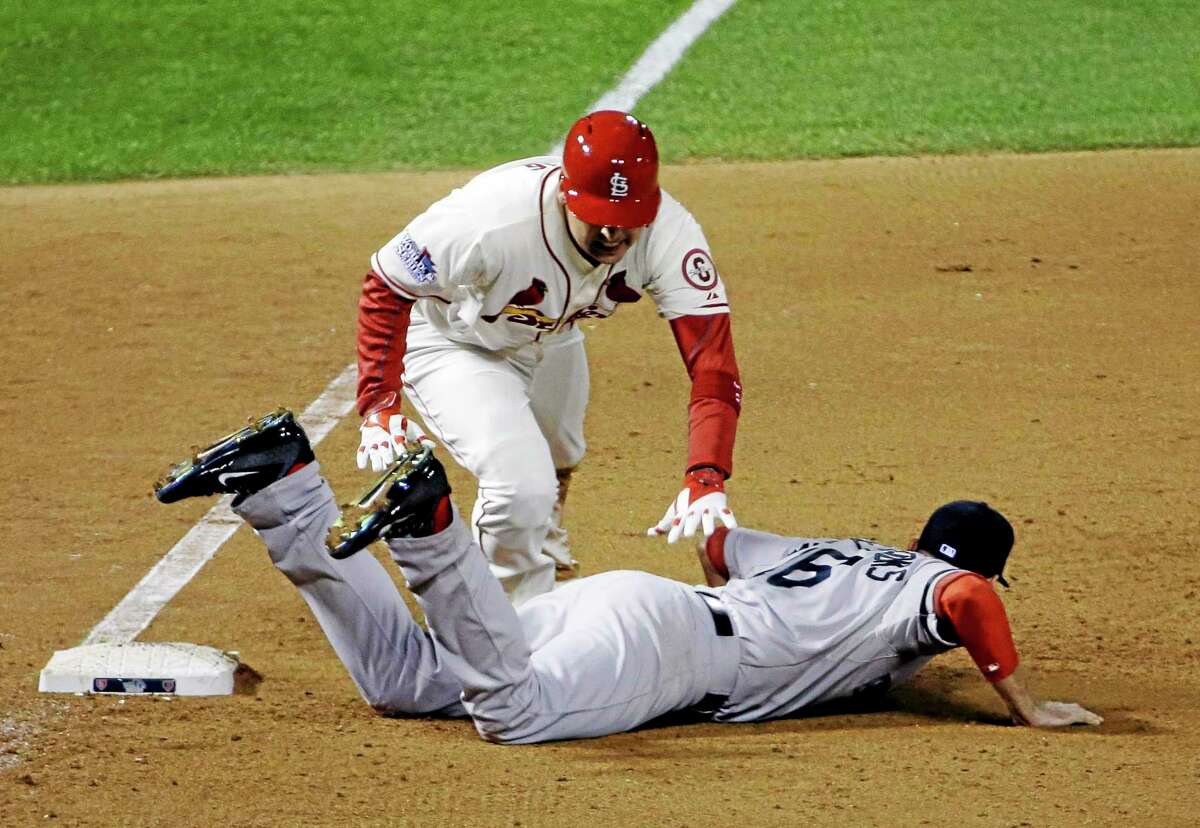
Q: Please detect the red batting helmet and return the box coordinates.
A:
[560,110,661,228]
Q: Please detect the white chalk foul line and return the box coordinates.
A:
[549,0,738,154]
[83,363,359,646]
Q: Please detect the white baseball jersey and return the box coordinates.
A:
[369,156,730,352]
[708,528,962,722]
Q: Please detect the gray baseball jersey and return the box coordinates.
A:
[710,527,962,721]
[236,466,968,743]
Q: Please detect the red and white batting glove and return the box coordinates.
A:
[647,468,737,544]
[356,397,434,472]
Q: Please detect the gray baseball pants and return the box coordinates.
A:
[235,462,739,743]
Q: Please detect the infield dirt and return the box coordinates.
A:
[1,150,1197,827]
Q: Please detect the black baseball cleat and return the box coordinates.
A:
[154,408,314,504]
[326,443,451,559]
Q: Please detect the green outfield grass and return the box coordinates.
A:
[641,0,1200,160]
[2,0,1198,183]
[0,0,695,182]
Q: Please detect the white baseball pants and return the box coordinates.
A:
[401,317,588,606]
[234,463,739,743]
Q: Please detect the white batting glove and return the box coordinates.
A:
[647,468,737,544]
[356,400,434,472]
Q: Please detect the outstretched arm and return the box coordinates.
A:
[647,314,742,542]
[936,572,1103,728]
[669,313,741,477]
[357,271,413,415]
[991,673,1104,727]
[356,272,431,471]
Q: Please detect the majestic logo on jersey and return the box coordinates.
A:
[681,248,719,290]
[395,232,438,284]
[609,172,629,197]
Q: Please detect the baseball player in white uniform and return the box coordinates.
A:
[155,411,1103,743]
[356,110,742,605]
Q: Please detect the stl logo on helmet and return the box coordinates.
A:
[609,172,629,198]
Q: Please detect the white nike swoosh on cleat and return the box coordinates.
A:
[217,471,259,485]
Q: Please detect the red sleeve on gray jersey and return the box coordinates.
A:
[705,527,731,579]
[357,271,413,416]
[935,572,1020,682]
[669,314,742,477]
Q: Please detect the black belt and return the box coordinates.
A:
[692,591,734,716]
[691,691,728,716]
[697,590,734,637]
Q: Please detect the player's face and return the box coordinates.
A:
[563,207,643,264]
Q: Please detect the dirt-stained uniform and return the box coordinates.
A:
[235,462,1011,744]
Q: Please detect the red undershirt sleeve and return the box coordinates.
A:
[935,572,1020,682]
[357,271,414,416]
[704,526,731,579]
[668,314,742,477]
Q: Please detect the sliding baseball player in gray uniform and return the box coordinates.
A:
[155,411,1102,742]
